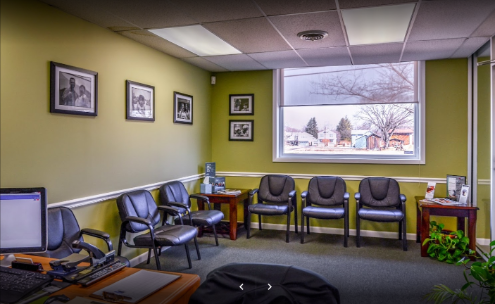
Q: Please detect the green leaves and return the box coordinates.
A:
[424,221,474,264]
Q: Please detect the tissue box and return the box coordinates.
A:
[210,177,225,193]
[200,183,212,194]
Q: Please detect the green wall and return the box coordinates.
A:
[0,0,211,259]
[210,59,483,237]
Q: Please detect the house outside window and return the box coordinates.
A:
[273,61,425,164]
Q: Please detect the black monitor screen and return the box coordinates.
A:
[0,187,47,255]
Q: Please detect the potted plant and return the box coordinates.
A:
[425,240,495,304]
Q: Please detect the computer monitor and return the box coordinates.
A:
[0,187,47,267]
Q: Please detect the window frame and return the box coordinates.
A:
[272,61,426,164]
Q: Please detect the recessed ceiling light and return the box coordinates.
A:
[342,3,416,45]
[297,30,328,41]
[149,25,241,56]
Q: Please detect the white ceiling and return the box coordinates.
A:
[40,0,495,72]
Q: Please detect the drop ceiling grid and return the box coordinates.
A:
[203,54,268,71]
[248,51,307,69]
[336,0,419,10]
[181,57,229,72]
[451,37,492,58]
[253,0,337,15]
[349,43,404,64]
[119,31,197,58]
[269,11,347,49]
[202,18,293,53]
[401,38,466,61]
[297,48,353,66]
[167,0,263,23]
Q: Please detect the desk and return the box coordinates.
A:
[416,198,478,259]
[15,255,200,304]
[195,189,250,240]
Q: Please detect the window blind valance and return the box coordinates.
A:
[282,62,418,107]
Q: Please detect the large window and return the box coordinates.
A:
[273,62,425,164]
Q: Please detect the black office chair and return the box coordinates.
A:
[301,176,349,247]
[116,190,200,270]
[355,177,407,251]
[247,175,298,243]
[45,207,130,266]
[189,263,340,304]
[159,181,224,246]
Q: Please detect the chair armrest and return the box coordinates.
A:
[123,216,152,226]
[249,189,259,196]
[301,191,308,207]
[301,191,308,199]
[354,193,360,201]
[288,190,296,197]
[165,201,190,213]
[157,205,181,216]
[344,192,350,201]
[400,194,406,203]
[190,194,211,210]
[80,228,112,252]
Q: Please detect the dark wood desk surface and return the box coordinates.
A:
[194,189,250,240]
[415,196,478,260]
[13,254,200,304]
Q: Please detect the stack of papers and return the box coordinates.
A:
[427,198,464,205]
[217,189,241,195]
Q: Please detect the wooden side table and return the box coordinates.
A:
[416,197,478,259]
[194,189,250,240]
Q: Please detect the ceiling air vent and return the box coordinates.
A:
[297,30,328,41]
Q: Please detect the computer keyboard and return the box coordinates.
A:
[0,266,53,304]
[66,260,126,286]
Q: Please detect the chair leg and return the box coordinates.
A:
[344,215,349,248]
[307,217,310,234]
[153,247,161,270]
[402,219,408,251]
[356,216,361,248]
[398,220,403,240]
[193,235,201,260]
[286,212,290,243]
[147,249,151,264]
[212,224,219,246]
[258,215,262,230]
[246,209,251,239]
[185,243,192,269]
[300,214,305,244]
[294,205,298,234]
[158,246,162,256]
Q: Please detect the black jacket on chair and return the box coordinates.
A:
[247,175,298,243]
[355,177,407,251]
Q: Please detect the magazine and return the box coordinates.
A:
[458,184,470,204]
[217,189,241,195]
[425,182,436,199]
[427,198,465,206]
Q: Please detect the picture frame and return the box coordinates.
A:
[173,92,193,124]
[50,61,98,116]
[229,94,254,115]
[126,80,155,121]
[229,120,254,141]
[446,174,466,201]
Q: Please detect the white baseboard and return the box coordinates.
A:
[476,238,492,246]
[129,246,170,267]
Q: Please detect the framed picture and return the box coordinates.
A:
[229,94,254,115]
[174,92,193,124]
[229,120,254,141]
[126,80,155,121]
[50,61,98,116]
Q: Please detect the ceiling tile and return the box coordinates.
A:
[119,31,197,58]
[167,0,263,23]
[269,12,346,49]
[248,51,307,69]
[471,8,495,37]
[181,57,229,72]
[91,0,197,29]
[254,0,336,15]
[338,0,417,9]
[203,54,268,71]
[451,37,490,58]
[349,43,403,64]
[203,18,292,53]
[40,0,138,30]
[408,0,495,41]
[402,39,465,61]
[297,48,352,66]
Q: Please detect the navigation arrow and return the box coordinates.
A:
[240,283,243,290]
[268,284,272,290]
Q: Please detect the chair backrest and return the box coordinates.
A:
[116,190,160,233]
[46,207,82,259]
[258,175,295,204]
[358,177,401,207]
[159,181,191,207]
[307,176,346,206]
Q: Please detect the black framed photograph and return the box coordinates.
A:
[50,61,97,116]
[174,92,193,124]
[229,120,254,141]
[229,94,254,115]
[126,80,155,121]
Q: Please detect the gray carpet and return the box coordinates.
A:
[136,229,472,304]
